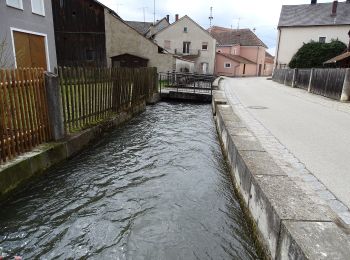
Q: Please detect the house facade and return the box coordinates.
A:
[153,15,216,74]
[275,0,350,69]
[0,0,57,71]
[210,26,268,77]
[105,10,174,72]
[51,0,107,67]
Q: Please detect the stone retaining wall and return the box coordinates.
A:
[212,89,350,259]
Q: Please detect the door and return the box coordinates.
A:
[202,63,208,74]
[13,31,47,70]
[258,64,262,76]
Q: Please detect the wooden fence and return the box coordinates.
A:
[310,69,346,100]
[295,69,311,90]
[59,66,157,132]
[272,68,347,100]
[0,68,51,163]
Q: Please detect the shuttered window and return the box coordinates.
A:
[13,31,48,70]
[31,0,45,16]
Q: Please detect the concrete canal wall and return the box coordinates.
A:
[212,87,350,259]
[0,103,146,198]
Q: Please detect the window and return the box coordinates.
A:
[183,42,190,54]
[31,0,45,16]
[319,37,326,43]
[243,64,246,74]
[233,48,237,55]
[6,0,23,9]
[86,49,96,61]
[202,42,208,51]
[164,40,171,50]
[184,27,188,33]
[224,63,231,68]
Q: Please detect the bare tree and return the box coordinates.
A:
[0,35,14,68]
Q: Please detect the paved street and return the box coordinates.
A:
[222,77,350,214]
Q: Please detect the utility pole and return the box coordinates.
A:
[209,7,213,28]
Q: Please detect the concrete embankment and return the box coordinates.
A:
[212,87,350,259]
[0,102,146,198]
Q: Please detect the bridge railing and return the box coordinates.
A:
[159,71,215,95]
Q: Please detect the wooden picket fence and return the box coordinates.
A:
[0,68,51,164]
[59,66,157,133]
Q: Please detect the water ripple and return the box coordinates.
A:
[0,102,258,259]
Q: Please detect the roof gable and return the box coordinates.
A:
[279,2,350,28]
[125,21,154,35]
[210,26,267,48]
[154,15,215,40]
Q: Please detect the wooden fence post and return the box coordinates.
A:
[308,68,315,93]
[340,68,350,102]
[45,72,65,140]
[292,69,298,88]
[283,70,288,85]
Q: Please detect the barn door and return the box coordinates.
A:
[13,31,47,70]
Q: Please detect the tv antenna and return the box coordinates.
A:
[153,0,156,24]
[116,3,123,13]
[139,7,148,23]
[237,17,241,29]
[209,7,213,28]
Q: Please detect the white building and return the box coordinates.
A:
[153,15,216,74]
[275,0,350,68]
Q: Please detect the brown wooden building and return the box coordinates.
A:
[52,0,107,67]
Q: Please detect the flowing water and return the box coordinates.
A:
[0,103,259,259]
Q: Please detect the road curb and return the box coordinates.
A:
[213,90,350,259]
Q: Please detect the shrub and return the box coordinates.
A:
[289,40,347,68]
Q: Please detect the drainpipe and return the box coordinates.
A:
[256,46,260,76]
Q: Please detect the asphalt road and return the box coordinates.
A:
[223,77,350,209]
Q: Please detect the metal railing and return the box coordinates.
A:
[159,71,215,96]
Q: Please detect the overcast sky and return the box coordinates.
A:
[99,0,333,55]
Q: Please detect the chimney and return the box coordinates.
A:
[311,0,317,4]
[331,0,338,16]
[175,14,179,21]
[166,15,170,23]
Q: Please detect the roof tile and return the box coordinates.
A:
[210,26,267,48]
[279,2,350,27]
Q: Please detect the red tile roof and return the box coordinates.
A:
[217,52,256,64]
[210,26,267,48]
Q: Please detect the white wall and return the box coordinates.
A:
[154,16,216,74]
[175,59,195,73]
[275,25,350,68]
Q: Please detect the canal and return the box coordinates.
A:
[0,103,259,259]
